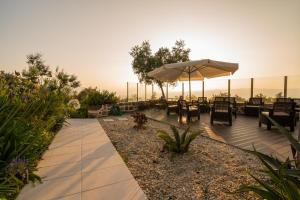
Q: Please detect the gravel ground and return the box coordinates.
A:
[99,115,262,200]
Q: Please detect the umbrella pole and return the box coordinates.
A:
[189,66,191,102]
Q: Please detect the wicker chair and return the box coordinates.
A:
[259,102,296,131]
[178,100,200,122]
[276,98,293,103]
[210,101,232,126]
[167,96,183,115]
[214,97,226,101]
[244,98,264,116]
[227,97,237,118]
[294,98,300,123]
[197,97,210,113]
[293,98,300,107]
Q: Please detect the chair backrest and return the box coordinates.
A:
[198,97,207,103]
[213,101,230,113]
[293,98,300,107]
[227,97,236,104]
[179,99,188,108]
[276,98,293,103]
[273,102,295,114]
[214,97,226,102]
[249,98,263,105]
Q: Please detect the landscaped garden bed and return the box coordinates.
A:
[99,115,262,200]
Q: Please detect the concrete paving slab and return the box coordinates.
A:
[17,118,147,200]
[37,162,81,180]
[17,174,81,200]
[102,118,114,122]
[82,164,133,191]
[81,179,144,200]
[117,117,128,121]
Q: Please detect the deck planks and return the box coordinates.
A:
[144,109,299,160]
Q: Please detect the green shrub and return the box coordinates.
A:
[69,107,88,118]
[158,126,201,153]
[0,54,80,199]
[131,112,147,129]
[81,89,118,107]
[233,116,300,199]
[109,104,122,116]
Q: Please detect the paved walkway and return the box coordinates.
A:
[17,119,146,200]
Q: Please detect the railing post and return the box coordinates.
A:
[136,83,138,102]
[126,82,129,102]
[152,84,154,99]
[284,76,288,98]
[145,84,147,101]
[202,80,205,98]
[182,82,184,98]
[228,79,231,97]
[166,83,168,100]
[250,78,254,98]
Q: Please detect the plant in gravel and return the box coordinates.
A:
[109,104,122,116]
[131,112,147,129]
[158,126,201,153]
[233,116,300,199]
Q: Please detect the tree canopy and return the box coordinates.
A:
[130,40,190,98]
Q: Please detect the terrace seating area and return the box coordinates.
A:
[144,97,300,160]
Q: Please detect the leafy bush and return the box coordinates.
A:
[131,112,147,129]
[81,88,118,107]
[233,116,300,199]
[158,126,200,153]
[69,107,88,118]
[109,104,122,116]
[0,54,79,199]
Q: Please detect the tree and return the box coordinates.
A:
[22,53,52,85]
[22,53,80,92]
[130,40,190,99]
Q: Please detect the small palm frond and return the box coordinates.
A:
[158,126,200,153]
[181,131,200,153]
[170,125,181,149]
[180,126,190,144]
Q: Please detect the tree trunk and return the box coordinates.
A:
[158,82,165,99]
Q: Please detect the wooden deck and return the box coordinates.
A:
[144,109,299,160]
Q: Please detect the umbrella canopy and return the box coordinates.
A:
[148,59,239,100]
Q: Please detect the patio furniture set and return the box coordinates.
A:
[165,96,300,131]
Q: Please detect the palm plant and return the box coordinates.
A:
[234,116,300,199]
[158,126,201,153]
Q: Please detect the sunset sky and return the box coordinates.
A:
[0,0,299,95]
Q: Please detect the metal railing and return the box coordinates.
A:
[124,75,300,102]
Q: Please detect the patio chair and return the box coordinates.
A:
[167,99,180,115]
[197,97,210,113]
[244,97,264,116]
[259,101,296,131]
[214,97,226,102]
[178,99,200,122]
[227,97,237,118]
[210,101,232,126]
[294,98,300,123]
[293,98,300,107]
[276,98,293,103]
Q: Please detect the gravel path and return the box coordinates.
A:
[99,115,262,200]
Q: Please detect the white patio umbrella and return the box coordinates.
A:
[148,59,239,101]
